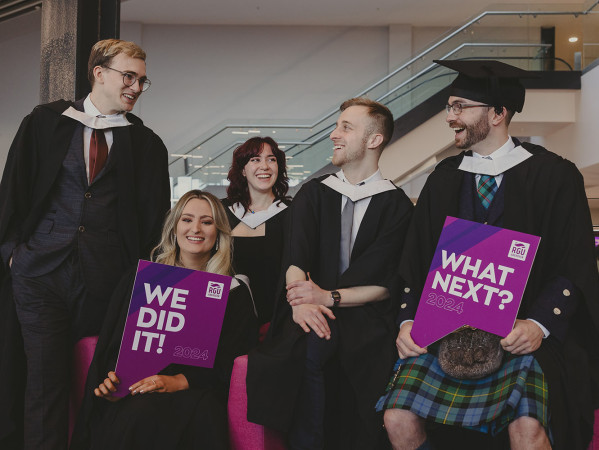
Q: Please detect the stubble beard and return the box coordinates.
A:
[333,134,369,168]
[456,113,491,149]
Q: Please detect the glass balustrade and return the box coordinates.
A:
[169,1,599,199]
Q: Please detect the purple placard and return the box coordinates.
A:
[113,260,231,396]
[411,217,540,348]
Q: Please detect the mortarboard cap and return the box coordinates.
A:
[434,59,537,113]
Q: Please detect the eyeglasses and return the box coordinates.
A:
[445,102,490,115]
[103,66,151,92]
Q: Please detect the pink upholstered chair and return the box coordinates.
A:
[228,354,286,450]
[589,410,599,450]
[68,336,99,443]
[228,322,286,449]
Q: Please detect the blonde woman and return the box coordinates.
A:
[71,190,258,450]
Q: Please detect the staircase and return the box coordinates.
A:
[168,1,599,200]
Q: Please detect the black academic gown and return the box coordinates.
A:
[70,271,258,450]
[396,141,599,449]
[0,100,171,448]
[221,198,290,324]
[247,175,413,448]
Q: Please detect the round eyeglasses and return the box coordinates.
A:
[445,103,490,115]
[103,66,151,92]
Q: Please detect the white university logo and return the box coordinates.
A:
[206,281,224,299]
[508,240,530,261]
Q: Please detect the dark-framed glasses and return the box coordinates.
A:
[445,102,490,115]
[103,66,151,92]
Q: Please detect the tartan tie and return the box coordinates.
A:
[477,175,497,209]
[89,129,108,183]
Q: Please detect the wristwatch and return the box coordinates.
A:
[330,290,341,308]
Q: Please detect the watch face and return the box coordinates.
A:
[331,291,341,300]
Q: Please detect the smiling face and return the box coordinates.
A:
[446,96,492,150]
[242,144,279,195]
[329,105,371,169]
[91,52,146,115]
[175,198,218,266]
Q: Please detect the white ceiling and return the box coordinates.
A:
[121,0,587,28]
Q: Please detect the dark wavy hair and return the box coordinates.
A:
[226,136,290,212]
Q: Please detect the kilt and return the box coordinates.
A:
[376,353,549,437]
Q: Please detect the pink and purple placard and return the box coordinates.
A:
[410,217,540,348]
[113,260,231,397]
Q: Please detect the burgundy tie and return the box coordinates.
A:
[89,129,108,183]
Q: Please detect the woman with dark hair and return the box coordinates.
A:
[71,190,258,450]
[222,136,291,324]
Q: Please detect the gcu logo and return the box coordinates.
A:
[206,281,224,299]
[508,240,530,261]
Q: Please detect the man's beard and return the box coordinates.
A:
[456,113,490,149]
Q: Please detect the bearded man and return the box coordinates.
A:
[380,60,599,450]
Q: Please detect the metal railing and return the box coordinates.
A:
[169,1,598,194]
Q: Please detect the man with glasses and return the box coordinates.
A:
[0,39,170,449]
[379,60,599,449]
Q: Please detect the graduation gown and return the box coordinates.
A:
[247,174,413,447]
[0,100,171,447]
[221,198,290,324]
[396,141,599,449]
[70,271,258,450]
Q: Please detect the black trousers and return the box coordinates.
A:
[12,252,95,450]
[288,318,339,450]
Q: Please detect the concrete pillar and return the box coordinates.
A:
[40,0,120,103]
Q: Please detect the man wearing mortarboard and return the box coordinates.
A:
[378,60,599,449]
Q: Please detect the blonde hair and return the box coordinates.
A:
[88,39,146,87]
[151,190,233,276]
[340,97,394,149]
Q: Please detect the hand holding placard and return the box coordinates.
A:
[112,261,232,397]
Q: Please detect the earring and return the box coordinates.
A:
[173,234,177,244]
[215,238,219,252]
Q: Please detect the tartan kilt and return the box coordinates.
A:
[376,353,549,436]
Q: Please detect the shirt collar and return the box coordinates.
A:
[458,137,531,176]
[322,169,395,202]
[337,169,383,185]
[60,95,132,130]
[472,136,515,160]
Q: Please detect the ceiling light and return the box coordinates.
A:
[569,36,579,43]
